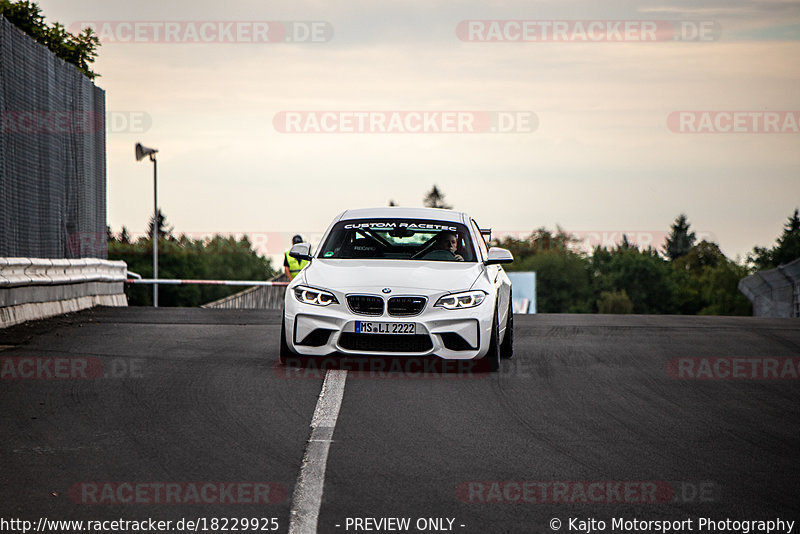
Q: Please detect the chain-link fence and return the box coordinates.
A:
[0,15,106,259]
[738,258,800,318]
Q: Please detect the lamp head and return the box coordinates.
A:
[135,142,158,161]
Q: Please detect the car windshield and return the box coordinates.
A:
[318,219,477,262]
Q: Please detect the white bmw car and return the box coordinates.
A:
[280,207,514,370]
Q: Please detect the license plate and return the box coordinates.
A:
[354,321,416,335]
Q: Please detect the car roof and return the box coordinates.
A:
[336,207,469,224]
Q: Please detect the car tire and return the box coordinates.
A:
[279,314,294,365]
[485,304,501,372]
[500,292,514,360]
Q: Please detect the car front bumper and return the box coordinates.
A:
[284,300,493,360]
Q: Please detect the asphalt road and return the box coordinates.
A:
[1,308,799,534]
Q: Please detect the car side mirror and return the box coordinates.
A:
[290,243,313,262]
[485,247,513,265]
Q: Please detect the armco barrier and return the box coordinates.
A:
[0,258,128,328]
[202,274,288,310]
[738,257,800,318]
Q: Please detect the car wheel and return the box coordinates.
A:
[500,292,514,360]
[279,314,294,365]
[485,304,501,372]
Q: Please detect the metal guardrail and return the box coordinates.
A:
[201,284,287,310]
[201,274,289,310]
[738,257,800,317]
[122,276,289,310]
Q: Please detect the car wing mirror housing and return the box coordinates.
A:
[290,243,313,262]
[485,247,513,265]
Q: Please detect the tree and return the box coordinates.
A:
[663,214,696,261]
[591,246,677,314]
[0,1,100,79]
[494,227,577,257]
[146,209,174,241]
[674,240,725,274]
[503,228,592,312]
[118,226,131,245]
[109,229,276,307]
[423,185,452,209]
[492,218,754,316]
[696,260,751,316]
[597,290,634,314]
[618,234,636,251]
[773,208,800,265]
[750,208,800,269]
[670,240,724,314]
[510,250,593,313]
[667,239,751,317]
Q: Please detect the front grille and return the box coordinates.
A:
[339,333,433,353]
[346,295,384,316]
[387,296,427,317]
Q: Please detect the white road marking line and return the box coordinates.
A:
[288,369,348,534]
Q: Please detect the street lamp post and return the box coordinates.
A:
[135,143,160,307]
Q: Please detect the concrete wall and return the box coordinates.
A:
[0,258,127,328]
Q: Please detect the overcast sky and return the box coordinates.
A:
[34,0,800,264]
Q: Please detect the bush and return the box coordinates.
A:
[597,290,634,314]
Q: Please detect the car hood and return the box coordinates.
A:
[303,259,485,293]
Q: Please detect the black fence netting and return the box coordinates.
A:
[0,15,106,259]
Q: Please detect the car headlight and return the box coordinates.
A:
[434,290,487,310]
[293,285,339,306]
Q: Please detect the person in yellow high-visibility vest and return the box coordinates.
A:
[284,234,309,280]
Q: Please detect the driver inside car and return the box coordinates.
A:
[422,231,464,261]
